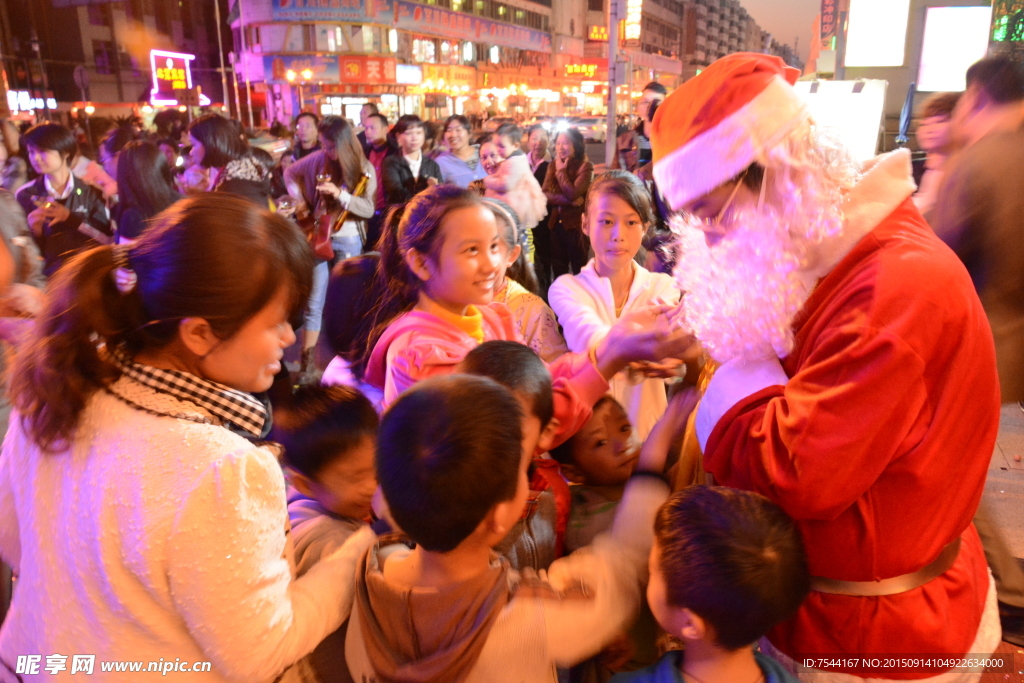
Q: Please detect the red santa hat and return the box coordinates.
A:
[651,52,806,210]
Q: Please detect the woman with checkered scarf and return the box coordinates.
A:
[0,193,376,682]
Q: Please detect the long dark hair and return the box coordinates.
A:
[555,128,586,163]
[318,116,366,190]
[9,194,314,453]
[117,141,181,219]
[187,113,248,168]
[351,186,485,378]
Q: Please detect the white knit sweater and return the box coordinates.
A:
[0,375,375,682]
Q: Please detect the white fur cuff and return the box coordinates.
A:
[696,356,788,450]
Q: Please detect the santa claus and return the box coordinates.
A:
[652,54,1002,680]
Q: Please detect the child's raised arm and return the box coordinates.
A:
[539,473,670,666]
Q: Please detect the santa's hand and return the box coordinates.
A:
[593,312,696,380]
[634,358,686,378]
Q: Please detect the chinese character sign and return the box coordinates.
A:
[264,55,343,84]
[624,0,643,44]
[150,50,195,103]
[821,0,838,42]
[565,63,599,78]
[272,0,396,22]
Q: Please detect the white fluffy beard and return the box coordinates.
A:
[671,209,816,364]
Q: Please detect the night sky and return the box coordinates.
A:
[741,0,820,62]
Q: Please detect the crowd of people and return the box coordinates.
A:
[0,50,1022,683]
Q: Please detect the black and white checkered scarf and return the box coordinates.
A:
[110,351,268,439]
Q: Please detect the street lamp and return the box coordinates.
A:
[286,69,303,113]
[287,69,314,114]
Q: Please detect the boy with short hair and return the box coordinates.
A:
[611,487,810,683]
[551,395,638,552]
[458,340,566,568]
[345,374,679,682]
[270,384,379,577]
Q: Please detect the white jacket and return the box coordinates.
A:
[549,259,680,439]
[0,375,375,682]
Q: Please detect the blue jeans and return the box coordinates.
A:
[304,234,363,333]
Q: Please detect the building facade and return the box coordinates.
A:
[0,0,225,119]
[235,0,594,123]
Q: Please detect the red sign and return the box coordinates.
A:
[821,0,838,41]
[339,56,398,84]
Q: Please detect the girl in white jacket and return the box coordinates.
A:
[549,171,681,439]
[0,194,374,682]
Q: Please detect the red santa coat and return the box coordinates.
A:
[700,153,999,677]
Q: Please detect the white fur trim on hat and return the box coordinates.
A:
[654,75,809,210]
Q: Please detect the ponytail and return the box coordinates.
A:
[9,193,314,453]
[351,185,484,379]
[9,245,144,452]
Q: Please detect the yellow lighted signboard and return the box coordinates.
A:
[565,63,599,78]
[624,0,642,44]
[589,25,608,41]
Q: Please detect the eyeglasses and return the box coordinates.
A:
[700,170,748,236]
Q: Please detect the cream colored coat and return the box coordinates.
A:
[0,375,375,682]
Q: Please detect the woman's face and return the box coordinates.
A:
[198,286,296,394]
[555,134,573,161]
[398,126,425,154]
[584,192,645,276]
[188,134,205,167]
[319,133,338,161]
[99,147,119,180]
[445,122,470,152]
[916,114,952,154]
[159,144,178,169]
[529,129,549,157]
[480,142,502,175]
[27,145,67,176]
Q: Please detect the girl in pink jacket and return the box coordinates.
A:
[349,185,696,444]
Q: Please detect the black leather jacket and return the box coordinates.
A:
[381,154,443,207]
[16,175,112,277]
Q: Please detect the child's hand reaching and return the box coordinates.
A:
[636,388,699,475]
[594,305,701,380]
